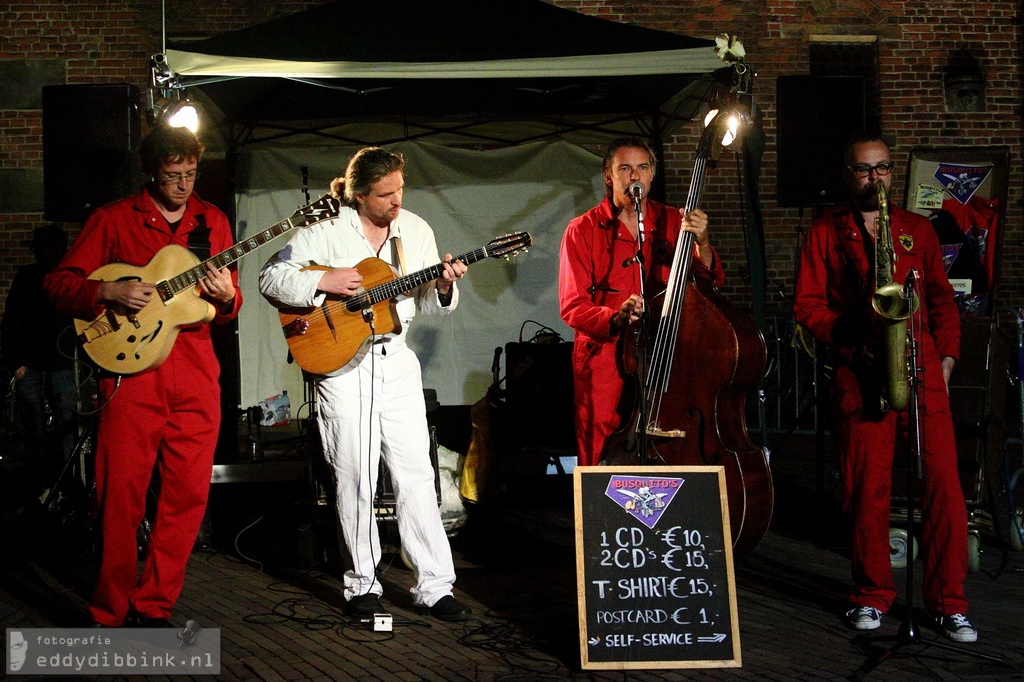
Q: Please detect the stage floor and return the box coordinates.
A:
[2,433,1023,681]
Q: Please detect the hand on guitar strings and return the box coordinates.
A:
[435,254,467,296]
[98,279,156,312]
[612,294,645,331]
[316,267,364,297]
[198,262,236,304]
[680,209,713,267]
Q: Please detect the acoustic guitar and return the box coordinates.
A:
[75,194,341,375]
[278,231,531,375]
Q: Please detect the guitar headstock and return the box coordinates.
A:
[486,232,532,260]
[291,194,341,227]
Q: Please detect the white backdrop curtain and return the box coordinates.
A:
[234,139,603,412]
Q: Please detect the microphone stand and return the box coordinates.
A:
[629,190,650,465]
[852,271,1003,680]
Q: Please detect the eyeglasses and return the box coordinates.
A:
[156,170,199,185]
[846,162,893,178]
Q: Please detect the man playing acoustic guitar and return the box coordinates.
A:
[259,147,473,622]
[44,124,241,627]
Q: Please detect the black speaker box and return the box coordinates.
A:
[776,76,866,207]
[504,341,575,451]
[43,84,142,222]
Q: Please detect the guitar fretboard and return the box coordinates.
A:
[160,194,339,298]
[347,246,492,311]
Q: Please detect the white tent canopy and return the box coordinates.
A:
[164,0,726,146]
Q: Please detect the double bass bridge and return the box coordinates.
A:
[646,425,686,438]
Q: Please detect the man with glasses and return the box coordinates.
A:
[45,124,242,628]
[794,131,974,642]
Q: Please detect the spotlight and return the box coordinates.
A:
[146,53,200,133]
[150,97,199,133]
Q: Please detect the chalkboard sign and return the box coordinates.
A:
[574,466,740,670]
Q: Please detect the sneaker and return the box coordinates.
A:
[845,606,883,630]
[938,613,977,643]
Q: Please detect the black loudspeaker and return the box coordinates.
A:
[504,341,575,452]
[43,84,141,222]
[776,76,866,207]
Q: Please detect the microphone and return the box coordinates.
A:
[902,269,916,299]
[627,182,644,200]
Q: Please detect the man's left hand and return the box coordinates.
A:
[436,254,467,295]
[682,209,712,266]
[199,263,236,304]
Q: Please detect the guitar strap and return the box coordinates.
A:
[188,214,212,261]
[391,235,407,276]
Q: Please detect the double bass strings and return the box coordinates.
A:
[644,147,710,427]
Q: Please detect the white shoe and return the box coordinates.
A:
[845,606,882,630]
[939,613,977,643]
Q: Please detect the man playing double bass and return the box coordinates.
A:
[558,136,724,467]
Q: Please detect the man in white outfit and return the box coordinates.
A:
[259,147,471,622]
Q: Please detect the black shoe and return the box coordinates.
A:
[346,593,384,618]
[427,595,472,622]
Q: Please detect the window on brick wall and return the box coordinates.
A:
[810,41,879,130]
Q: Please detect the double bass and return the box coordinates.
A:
[601,87,774,557]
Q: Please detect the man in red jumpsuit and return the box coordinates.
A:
[45,124,242,627]
[793,131,976,643]
[558,137,724,467]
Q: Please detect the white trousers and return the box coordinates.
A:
[316,342,456,607]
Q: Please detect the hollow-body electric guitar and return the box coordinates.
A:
[76,194,341,375]
[279,231,532,375]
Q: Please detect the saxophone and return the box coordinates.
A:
[870,179,918,411]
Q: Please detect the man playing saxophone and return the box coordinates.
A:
[794,131,975,642]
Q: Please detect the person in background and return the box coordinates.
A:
[259,147,473,623]
[793,130,974,643]
[1,224,77,485]
[558,136,724,467]
[44,123,242,628]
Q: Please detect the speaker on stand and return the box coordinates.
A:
[776,75,866,208]
[42,84,142,223]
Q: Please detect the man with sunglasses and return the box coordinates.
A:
[793,131,974,643]
[45,124,242,628]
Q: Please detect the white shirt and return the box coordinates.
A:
[259,204,458,372]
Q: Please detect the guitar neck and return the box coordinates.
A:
[165,218,299,296]
[364,246,491,305]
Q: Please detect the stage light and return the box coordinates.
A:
[146,53,200,133]
[722,114,740,147]
[150,96,199,132]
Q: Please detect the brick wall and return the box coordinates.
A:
[0,0,1020,328]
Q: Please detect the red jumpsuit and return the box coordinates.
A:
[558,196,724,466]
[45,188,242,626]
[793,204,968,617]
